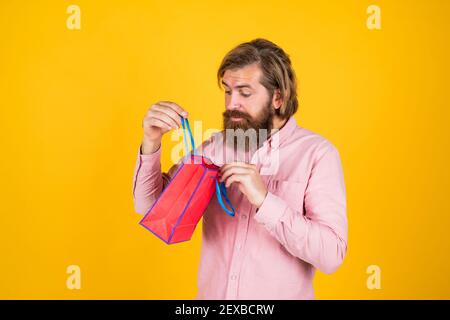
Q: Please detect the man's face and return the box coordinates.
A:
[222,63,273,133]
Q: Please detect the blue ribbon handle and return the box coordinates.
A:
[180,116,235,217]
[181,117,196,156]
[215,180,236,217]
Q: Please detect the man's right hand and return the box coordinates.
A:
[141,101,188,154]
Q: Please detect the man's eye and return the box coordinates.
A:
[225,91,231,95]
[241,93,251,97]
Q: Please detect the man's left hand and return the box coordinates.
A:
[219,162,268,208]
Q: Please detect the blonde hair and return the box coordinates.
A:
[217,38,299,119]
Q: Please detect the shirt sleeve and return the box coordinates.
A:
[254,142,348,274]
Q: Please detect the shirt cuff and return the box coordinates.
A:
[254,191,288,231]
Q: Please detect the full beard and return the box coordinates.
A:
[222,101,274,153]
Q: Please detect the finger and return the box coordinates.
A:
[220,162,256,174]
[153,104,182,127]
[158,101,188,118]
[149,110,180,129]
[146,117,172,131]
[224,174,247,188]
[220,166,252,183]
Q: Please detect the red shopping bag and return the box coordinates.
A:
[139,117,235,244]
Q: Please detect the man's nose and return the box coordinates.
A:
[226,104,240,111]
[226,94,241,111]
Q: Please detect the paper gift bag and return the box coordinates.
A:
[139,117,235,244]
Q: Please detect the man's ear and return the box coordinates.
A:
[272,89,283,110]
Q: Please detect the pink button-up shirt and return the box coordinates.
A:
[132,117,348,300]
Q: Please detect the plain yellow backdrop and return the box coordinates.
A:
[1,0,449,299]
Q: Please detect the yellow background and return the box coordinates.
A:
[1,0,449,299]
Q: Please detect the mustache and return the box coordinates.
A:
[222,110,252,121]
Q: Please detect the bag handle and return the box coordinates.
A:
[180,116,235,217]
[181,116,196,156]
[215,180,236,217]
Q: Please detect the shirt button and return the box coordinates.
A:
[231,275,237,280]
[236,244,242,251]
[242,215,247,219]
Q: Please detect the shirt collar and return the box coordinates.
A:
[263,116,298,151]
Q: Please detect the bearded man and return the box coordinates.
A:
[132,38,348,300]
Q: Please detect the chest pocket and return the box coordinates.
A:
[267,179,307,214]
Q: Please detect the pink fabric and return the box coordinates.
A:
[132,117,348,299]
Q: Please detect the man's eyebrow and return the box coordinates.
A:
[221,80,253,89]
